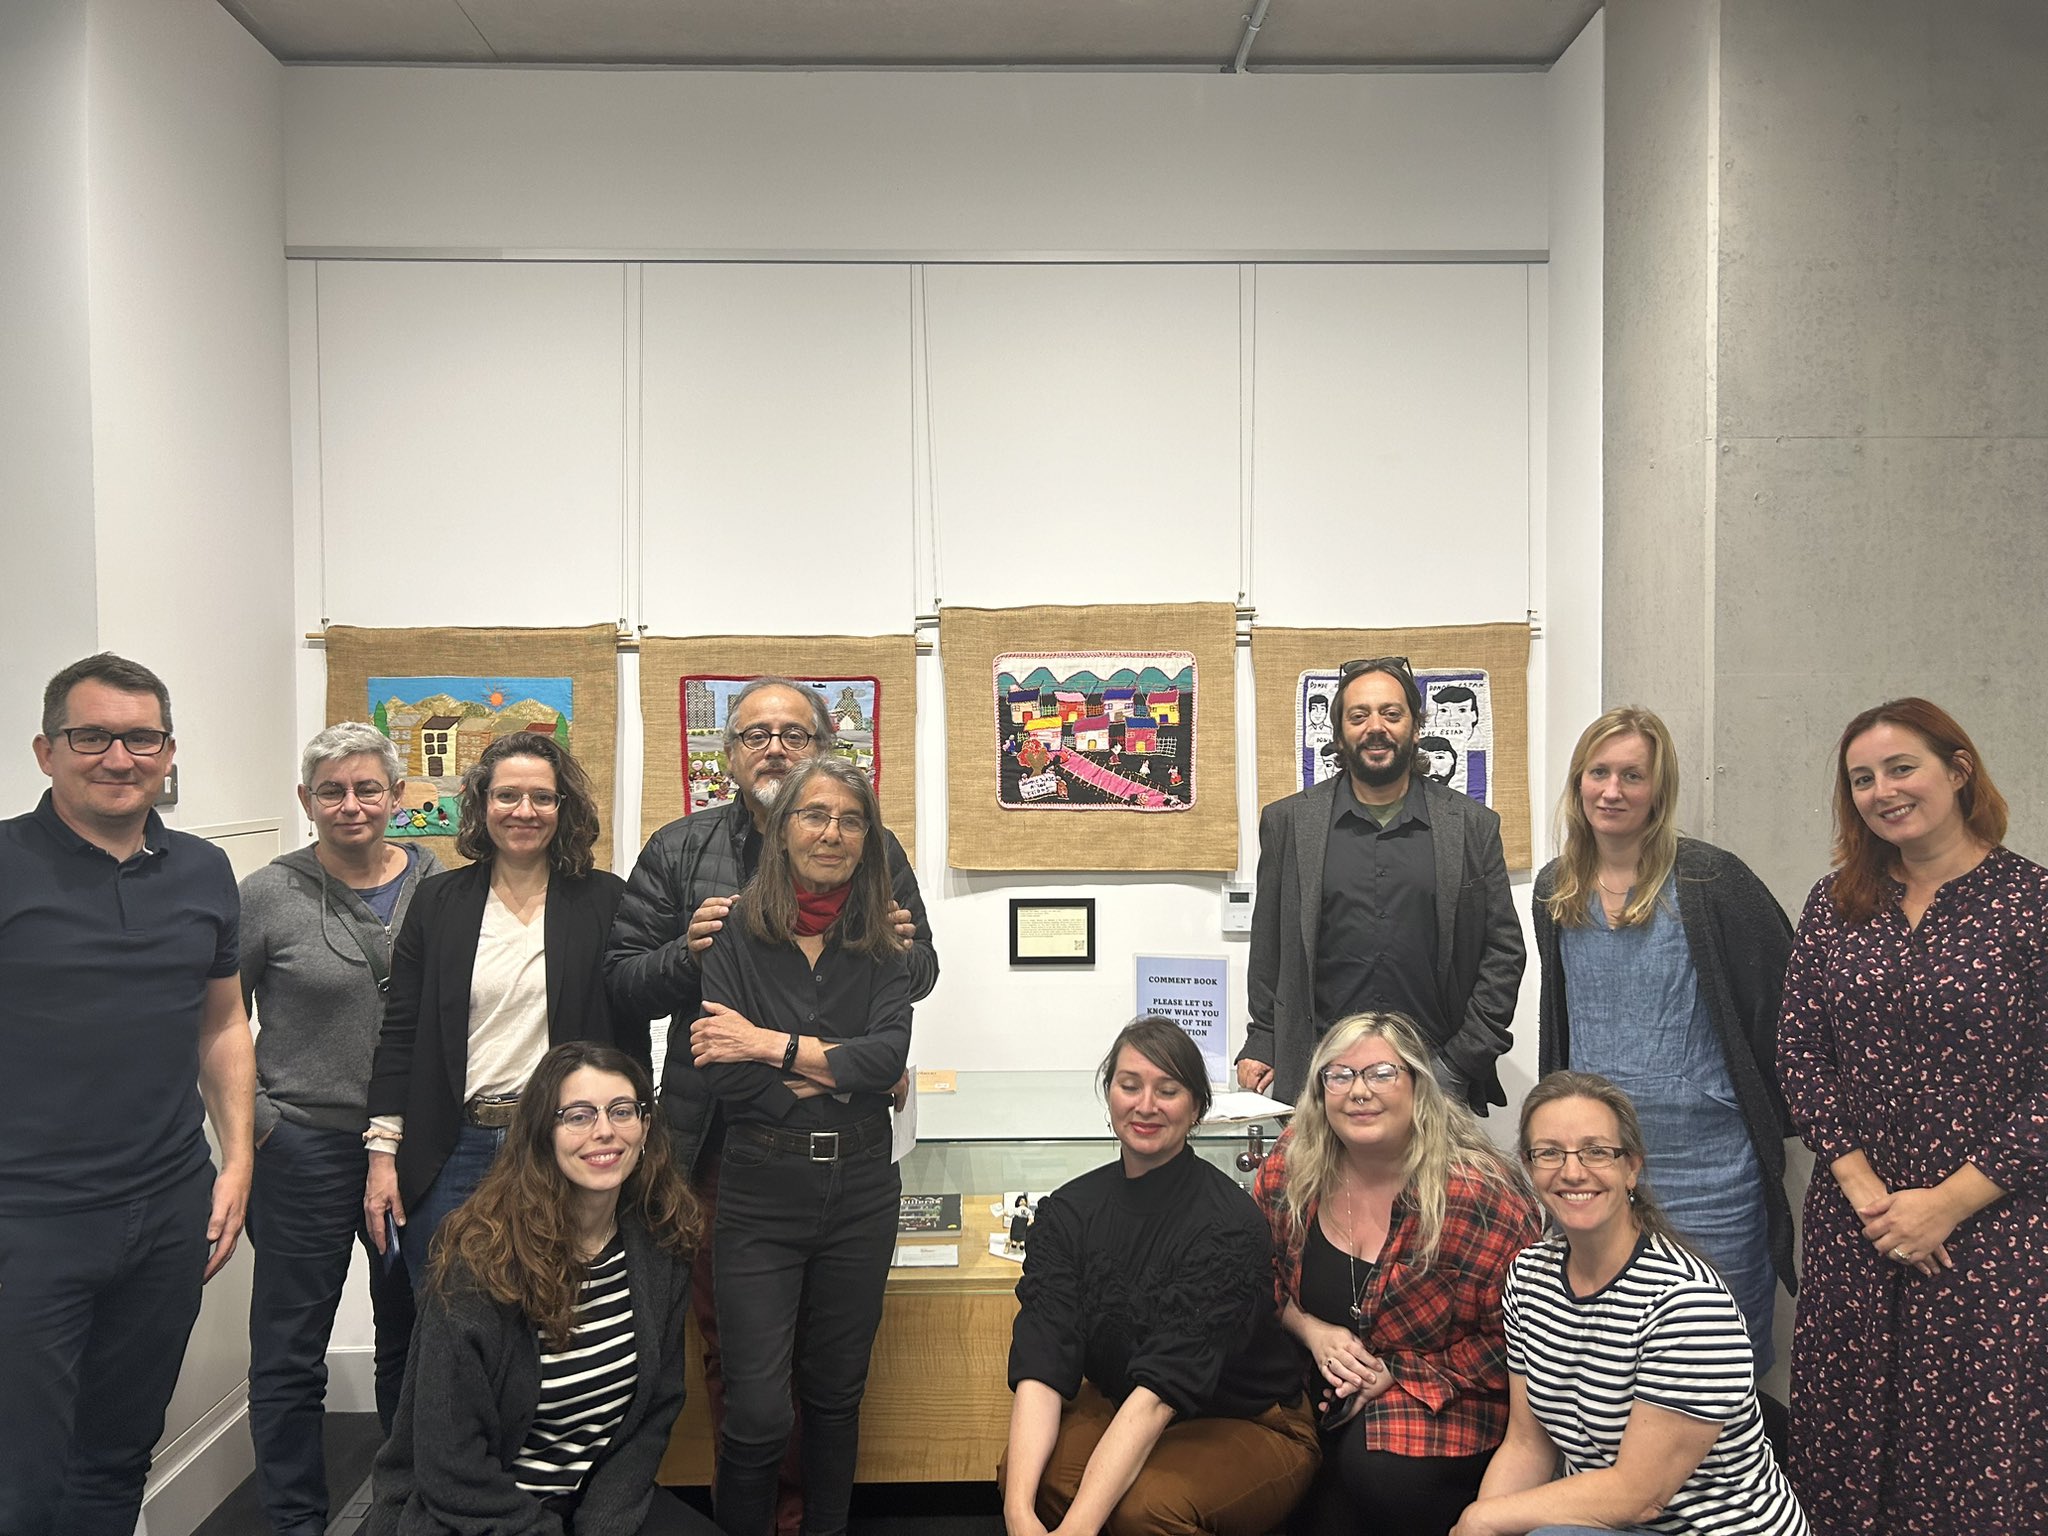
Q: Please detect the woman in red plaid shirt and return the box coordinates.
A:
[1252,1012,1541,1536]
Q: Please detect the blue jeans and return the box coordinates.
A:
[0,1163,213,1536]
[247,1120,417,1535]
[403,1122,506,1297]
[711,1134,899,1536]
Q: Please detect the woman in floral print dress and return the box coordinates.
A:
[1778,697,2046,1535]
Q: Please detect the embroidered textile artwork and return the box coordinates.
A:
[679,674,884,815]
[994,651,1196,812]
[366,675,574,837]
[1295,666,1495,806]
[637,634,916,858]
[325,624,620,870]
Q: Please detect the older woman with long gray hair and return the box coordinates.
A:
[684,754,913,1536]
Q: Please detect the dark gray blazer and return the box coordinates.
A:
[363,1213,691,1536]
[1240,775,1524,1111]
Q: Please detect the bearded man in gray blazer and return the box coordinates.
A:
[1237,657,1523,1112]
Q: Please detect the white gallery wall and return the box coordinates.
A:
[276,34,1604,1426]
[1,2,295,1531]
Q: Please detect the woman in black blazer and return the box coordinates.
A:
[364,731,645,1294]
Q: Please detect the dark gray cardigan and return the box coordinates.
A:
[364,1213,691,1536]
[1532,836,1798,1296]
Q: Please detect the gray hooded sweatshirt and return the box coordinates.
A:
[239,842,442,1142]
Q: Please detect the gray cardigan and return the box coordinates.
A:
[364,1212,692,1536]
[239,843,441,1142]
[1532,836,1798,1295]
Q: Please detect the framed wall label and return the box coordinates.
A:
[1009,898,1096,967]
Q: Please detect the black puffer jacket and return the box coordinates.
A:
[605,801,937,1175]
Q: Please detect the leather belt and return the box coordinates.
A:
[464,1093,521,1129]
[729,1112,892,1163]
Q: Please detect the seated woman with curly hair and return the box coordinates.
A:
[365,1042,710,1536]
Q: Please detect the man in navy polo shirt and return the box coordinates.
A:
[0,653,255,1536]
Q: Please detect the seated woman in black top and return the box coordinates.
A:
[365,1041,707,1536]
[1002,1017,1320,1536]
[685,756,911,1536]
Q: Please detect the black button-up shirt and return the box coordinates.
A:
[1314,775,1442,1041]
[696,913,912,1131]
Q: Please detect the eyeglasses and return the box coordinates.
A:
[1319,1062,1407,1093]
[490,787,561,810]
[1524,1144,1628,1170]
[792,807,869,838]
[1338,655,1412,680]
[735,726,815,753]
[311,781,391,806]
[56,727,169,756]
[555,1099,649,1132]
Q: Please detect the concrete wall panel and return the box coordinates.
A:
[1602,0,1718,830]
[1717,0,2048,439]
[1714,434,2048,900]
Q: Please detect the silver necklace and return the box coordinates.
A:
[1332,1184,1374,1325]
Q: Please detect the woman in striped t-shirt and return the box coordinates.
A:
[1450,1073,1806,1536]
[366,1043,710,1536]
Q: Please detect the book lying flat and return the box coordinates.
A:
[897,1192,963,1234]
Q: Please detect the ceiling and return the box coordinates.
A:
[218,0,1602,70]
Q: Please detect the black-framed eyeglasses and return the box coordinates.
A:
[734,725,815,752]
[56,727,170,757]
[1524,1144,1627,1170]
[311,781,392,806]
[555,1099,649,1132]
[792,807,869,837]
[1338,655,1413,680]
[1319,1062,1407,1093]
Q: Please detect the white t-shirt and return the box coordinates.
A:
[464,887,550,1101]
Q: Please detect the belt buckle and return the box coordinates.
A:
[807,1130,841,1162]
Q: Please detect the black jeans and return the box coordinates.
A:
[247,1120,417,1535]
[0,1163,212,1536]
[710,1133,899,1536]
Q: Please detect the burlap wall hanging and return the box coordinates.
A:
[324,624,621,870]
[942,603,1238,871]
[1250,623,1532,870]
[637,635,918,861]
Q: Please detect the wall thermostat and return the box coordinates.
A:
[1221,880,1254,935]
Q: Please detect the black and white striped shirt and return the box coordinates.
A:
[1502,1232,1808,1536]
[512,1241,639,1500]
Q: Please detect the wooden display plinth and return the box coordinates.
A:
[659,1196,1022,1487]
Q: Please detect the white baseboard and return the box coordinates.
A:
[139,1383,251,1536]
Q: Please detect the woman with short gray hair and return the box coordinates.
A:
[240,723,439,1536]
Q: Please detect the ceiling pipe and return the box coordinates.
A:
[1228,0,1272,73]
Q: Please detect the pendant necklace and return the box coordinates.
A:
[1335,1184,1373,1326]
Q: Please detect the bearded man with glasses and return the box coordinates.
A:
[235,722,442,1535]
[606,675,937,1536]
[1238,656,1523,1116]
[0,653,254,1536]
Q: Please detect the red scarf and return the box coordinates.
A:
[793,883,853,936]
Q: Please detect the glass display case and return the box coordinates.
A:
[902,1069,1291,1216]
[659,1072,1292,1486]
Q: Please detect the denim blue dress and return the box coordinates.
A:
[1560,892,1776,1373]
